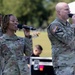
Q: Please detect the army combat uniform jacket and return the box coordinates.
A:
[47,17,75,75]
[0,34,32,75]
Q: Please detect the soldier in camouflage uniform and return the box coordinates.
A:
[47,2,75,75]
[0,14,33,75]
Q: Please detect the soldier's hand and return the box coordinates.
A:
[72,14,75,24]
[23,28,30,37]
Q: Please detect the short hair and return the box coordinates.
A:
[2,14,13,33]
[35,44,43,51]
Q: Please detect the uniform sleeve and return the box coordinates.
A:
[24,36,33,56]
[47,23,75,49]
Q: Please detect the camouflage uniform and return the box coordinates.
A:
[47,17,75,75]
[0,34,32,75]
[24,35,33,56]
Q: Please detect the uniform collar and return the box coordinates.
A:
[2,34,19,40]
[56,17,67,26]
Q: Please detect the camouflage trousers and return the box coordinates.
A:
[54,66,75,75]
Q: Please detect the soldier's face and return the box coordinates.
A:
[60,4,70,20]
[8,15,19,32]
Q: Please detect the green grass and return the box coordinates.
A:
[16,30,52,57]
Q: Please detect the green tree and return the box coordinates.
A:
[0,0,3,14]
[1,0,75,28]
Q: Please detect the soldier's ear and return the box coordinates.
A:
[57,11,60,15]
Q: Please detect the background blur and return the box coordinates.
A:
[1,0,75,57]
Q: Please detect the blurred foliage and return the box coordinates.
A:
[0,0,75,28]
